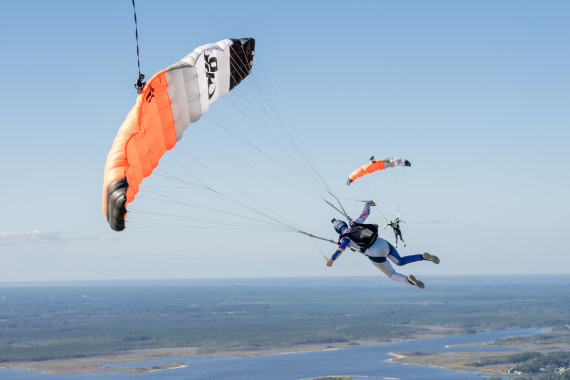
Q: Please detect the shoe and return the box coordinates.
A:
[403,242,406,247]
[408,275,424,289]
[423,252,440,264]
[395,244,398,248]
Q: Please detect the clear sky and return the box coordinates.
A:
[0,1,568,282]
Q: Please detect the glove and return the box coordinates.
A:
[367,200,376,207]
[326,259,334,267]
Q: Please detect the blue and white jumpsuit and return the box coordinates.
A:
[331,202,425,284]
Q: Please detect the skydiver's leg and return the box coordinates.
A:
[393,230,399,246]
[386,243,424,266]
[398,231,406,247]
[368,257,409,284]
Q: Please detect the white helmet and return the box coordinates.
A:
[331,218,348,234]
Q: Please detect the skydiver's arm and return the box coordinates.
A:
[353,202,371,224]
[383,223,388,229]
[330,237,351,263]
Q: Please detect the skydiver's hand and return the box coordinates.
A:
[367,200,376,207]
[326,259,334,267]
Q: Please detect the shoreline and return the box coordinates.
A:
[1,326,560,375]
[387,352,406,361]
[0,326,461,375]
[387,327,568,377]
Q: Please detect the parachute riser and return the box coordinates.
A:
[297,230,335,245]
[323,198,352,223]
[297,229,362,259]
[328,191,352,222]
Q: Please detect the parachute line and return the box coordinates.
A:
[140,149,302,234]
[182,133,318,198]
[255,57,333,192]
[221,53,332,196]
[131,0,145,93]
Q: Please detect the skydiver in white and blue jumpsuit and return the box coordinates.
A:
[327,201,439,289]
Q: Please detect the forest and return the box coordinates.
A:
[0,275,568,362]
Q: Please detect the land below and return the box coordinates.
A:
[389,327,570,378]
[3,326,568,376]
[0,276,568,375]
[0,325,459,374]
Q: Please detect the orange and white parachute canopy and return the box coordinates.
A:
[102,38,255,231]
[347,157,411,185]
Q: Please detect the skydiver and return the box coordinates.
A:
[327,201,439,289]
[384,217,406,248]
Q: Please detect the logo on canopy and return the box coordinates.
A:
[204,50,218,99]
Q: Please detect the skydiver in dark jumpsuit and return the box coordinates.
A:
[384,217,406,248]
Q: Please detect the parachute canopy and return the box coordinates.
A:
[102,38,255,231]
[347,157,411,185]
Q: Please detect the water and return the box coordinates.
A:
[0,327,545,379]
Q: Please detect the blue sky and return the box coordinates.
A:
[0,1,568,282]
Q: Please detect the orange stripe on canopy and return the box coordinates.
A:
[348,160,386,183]
[102,69,176,218]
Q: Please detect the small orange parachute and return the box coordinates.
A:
[103,38,255,231]
[347,157,411,185]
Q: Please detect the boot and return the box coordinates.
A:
[422,252,440,264]
[408,274,424,289]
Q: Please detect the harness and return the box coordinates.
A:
[338,223,379,254]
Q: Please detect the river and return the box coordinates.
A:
[0,327,545,379]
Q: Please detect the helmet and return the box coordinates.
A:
[331,218,348,234]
